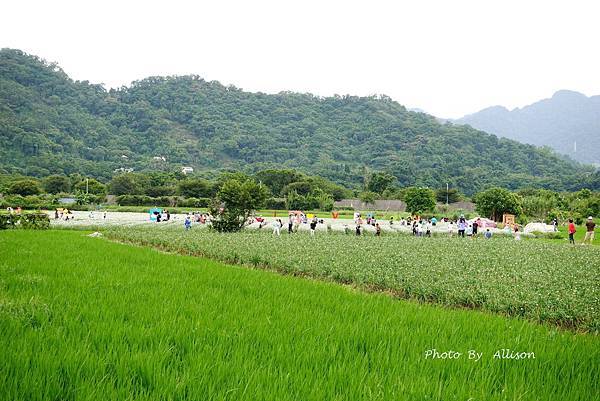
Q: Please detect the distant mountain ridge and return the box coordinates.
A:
[1,48,599,194]
[455,90,600,165]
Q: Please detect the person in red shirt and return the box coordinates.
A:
[568,219,576,245]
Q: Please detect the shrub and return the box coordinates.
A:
[0,213,50,230]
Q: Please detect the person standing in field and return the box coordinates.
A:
[466,224,473,239]
[288,214,294,234]
[272,219,282,236]
[582,217,596,245]
[184,216,191,231]
[568,218,576,245]
[472,219,479,237]
[457,216,467,237]
[355,224,361,236]
[375,223,381,237]
[310,217,318,236]
[294,213,301,233]
[513,225,521,241]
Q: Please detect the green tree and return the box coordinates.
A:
[74,178,106,195]
[210,179,269,232]
[404,187,436,214]
[109,174,143,195]
[255,169,302,196]
[521,190,558,219]
[435,187,462,203]
[282,181,313,196]
[359,191,377,206]
[7,179,42,196]
[367,172,396,194]
[146,186,176,197]
[178,179,213,198]
[474,187,523,221]
[315,191,334,211]
[43,175,71,194]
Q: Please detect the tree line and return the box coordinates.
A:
[1,169,598,229]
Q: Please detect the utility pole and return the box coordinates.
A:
[446,182,449,205]
[86,178,89,195]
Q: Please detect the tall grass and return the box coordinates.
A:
[104,226,600,332]
[0,230,598,400]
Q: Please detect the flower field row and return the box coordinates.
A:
[104,226,600,332]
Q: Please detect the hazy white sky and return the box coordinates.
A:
[2,0,599,117]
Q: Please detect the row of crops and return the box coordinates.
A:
[104,226,600,332]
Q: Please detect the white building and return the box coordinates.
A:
[114,167,134,173]
[181,166,194,175]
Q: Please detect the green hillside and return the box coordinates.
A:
[1,48,598,194]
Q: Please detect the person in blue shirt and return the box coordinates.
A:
[484,229,492,239]
[184,216,192,231]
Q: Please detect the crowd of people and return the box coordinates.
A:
[175,208,596,244]
[268,212,325,236]
[6,204,596,244]
[407,215,501,240]
[257,211,595,243]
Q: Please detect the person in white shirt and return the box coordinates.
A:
[272,219,281,236]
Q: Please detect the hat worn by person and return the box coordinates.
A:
[589,216,594,220]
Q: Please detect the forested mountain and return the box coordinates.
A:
[1,48,598,195]
[455,90,600,165]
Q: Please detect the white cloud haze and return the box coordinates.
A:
[2,0,599,117]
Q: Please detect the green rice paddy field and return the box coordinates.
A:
[106,226,600,332]
[0,230,598,400]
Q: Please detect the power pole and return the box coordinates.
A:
[446,182,449,205]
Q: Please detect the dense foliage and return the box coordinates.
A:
[0,212,49,229]
[474,187,524,221]
[404,187,436,214]
[2,49,599,194]
[210,178,268,232]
